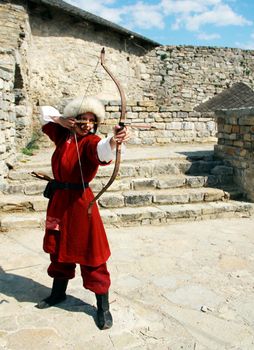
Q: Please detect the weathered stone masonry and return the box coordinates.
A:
[214,109,254,202]
[0,2,33,191]
[101,101,215,144]
[0,50,16,189]
[143,46,254,108]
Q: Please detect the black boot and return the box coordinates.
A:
[35,278,68,309]
[95,292,113,330]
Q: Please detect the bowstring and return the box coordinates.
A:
[74,132,86,191]
[74,54,100,194]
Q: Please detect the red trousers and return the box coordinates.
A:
[47,254,111,295]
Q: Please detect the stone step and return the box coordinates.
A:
[5,147,232,198]
[2,144,249,231]
[1,201,253,231]
[3,180,47,196]
[0,194,48,213]
[7,167,53,181]
[98,187,229,208]
[7,159,224,182]
[3,169,233,195]
[0,187,230,214]
[0,212,45,231]
[103,201,254,227]
[13,145,215,170]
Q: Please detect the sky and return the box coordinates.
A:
[64,0,254,49]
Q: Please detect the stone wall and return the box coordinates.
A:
[214,109,254,202]
[143,46,254,109]
[0,50,16,190]
[0,2,33,146]
[99,101,216,144]
[28,3,147,107]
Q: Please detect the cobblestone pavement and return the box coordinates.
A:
[0,217,254,350]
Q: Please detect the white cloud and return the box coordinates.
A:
[66,0,124,23]
[65,0,252,34]
[65,0,164,29]
[160,1,253,32]
[96,7,125,23]
[124,2,165,30]
[197,32,221,40]
[161,0,221,15]
[186,4,252,31]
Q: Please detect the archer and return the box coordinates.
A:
[36,95,129,331]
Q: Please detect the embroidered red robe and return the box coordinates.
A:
[42,123,111,266]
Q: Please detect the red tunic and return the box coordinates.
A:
[42,122,111,267]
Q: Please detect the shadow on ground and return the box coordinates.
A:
[0,266,97,321]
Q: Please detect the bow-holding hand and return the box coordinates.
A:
[110,125,130,149]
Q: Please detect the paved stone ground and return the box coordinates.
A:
[1,217,254,350]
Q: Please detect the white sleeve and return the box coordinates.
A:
[39,106,62,125]
[97,135,126,162]
[97,136,114,162]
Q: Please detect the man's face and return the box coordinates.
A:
[73,112,96,137]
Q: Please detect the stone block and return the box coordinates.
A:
[99,194,124,208]
[243,134,252,141]
[233,141,244,147]
[182,122,193,130]
[166,122,182,130]
[118,165,138,177]
[105,106,119,112]
[131,107,143,112]
[100,209,118,224]
[232,125,240,133]
[32,199,48,211]
[204,189,225,202]
[138,101,156,107]
[116,206,164,222]
[24,182,45,195]
[161,204,202,219]
[153,192,189,204]
[239,116,254,126]
[0,214,44,230]
[124,191,153,206]
[156,177,185,189]
[113,207,143,222]
[211,165,233,175]
[223,124,232,133]
[189,191,204,202]
[90,181,103,193]
[187,176,208,188]
[107,180,130,192]
[131,178,156,190]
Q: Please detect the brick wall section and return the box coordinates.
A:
[214,109,254,202]
[98,101,216,144]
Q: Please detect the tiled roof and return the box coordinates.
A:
[194,82,254,112]
[28,0,160,47]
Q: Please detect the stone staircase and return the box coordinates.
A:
[0,143,253,231]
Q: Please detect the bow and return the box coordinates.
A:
[88,48,126,215]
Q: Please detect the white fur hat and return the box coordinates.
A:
[63,96,105,124]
